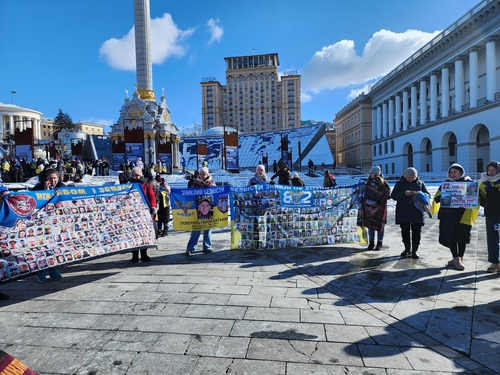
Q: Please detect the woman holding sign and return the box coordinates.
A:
[432,163,478,271]
[479,161,500,273]
[186,167,216,256]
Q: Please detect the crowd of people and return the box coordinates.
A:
[0,156,112,184]
[1,158,499,300]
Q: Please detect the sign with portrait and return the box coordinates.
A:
[439,181,479,209]
[170,186,230,231]
[0,184,156,284]
[230,182,366,250]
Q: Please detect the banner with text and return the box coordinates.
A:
[439,181,479,209]
[171,186,230,231]
[230,182,366,250]
[0,184,156,284]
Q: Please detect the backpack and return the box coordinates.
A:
[328,177,337,187]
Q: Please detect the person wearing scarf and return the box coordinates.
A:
[479,161,500,273]
[432,163,479,271]
[186,167,216,256]
[248,165,271,186]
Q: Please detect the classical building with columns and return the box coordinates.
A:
[370,0,500,176]
[0,103,42,143]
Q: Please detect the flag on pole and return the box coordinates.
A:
[11,91,16,94]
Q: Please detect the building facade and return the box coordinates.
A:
[201,53,301,134]
[369,0,500,176]
[0,103,42,142]
[334,94,372,170]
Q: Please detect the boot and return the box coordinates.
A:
[158,230,163,237]
[48,269,62,280]
[452,257,465,271]
[163,228,168,236]
[140,249,151,262]
[367,240,375,250]
[131,250,139,263]
[400,243,411,257]
[411,244,420,259]
[375,241,383,250]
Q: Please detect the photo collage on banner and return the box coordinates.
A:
[170,186,230,231]
[230,182,366,250]
[0,184,156,284]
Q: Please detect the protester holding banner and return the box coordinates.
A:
[362,166,391,250]
[31,169,64,282]
[248,165,271,186]
[291,173,305,187]
[157,179,171,236]
[130,167,157,262]
[391,167,430,259]
[323,170,337,188]
[479,161,500,273]
[432,163,478,271]
[186,167,216,256]
[271,165,292,185]
[0,183,10,298]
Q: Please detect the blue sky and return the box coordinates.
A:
[0,0,478,133]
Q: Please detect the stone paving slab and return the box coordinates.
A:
[1,212,499,374]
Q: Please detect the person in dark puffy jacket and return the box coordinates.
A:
[391,167,429,259]
[291,173,305,187]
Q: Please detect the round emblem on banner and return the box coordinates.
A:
[216,195,229,214]
[6,194,37,217]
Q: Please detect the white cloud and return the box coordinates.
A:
[99,13,195,71]
[302,29,440,94]
[207,18,224,44]
[301,92,312,103]
[347,83,373,100]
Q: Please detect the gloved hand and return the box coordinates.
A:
[269,180,275,185]
[150,207,157,215]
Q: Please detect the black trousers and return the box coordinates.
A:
[400,223,423,247]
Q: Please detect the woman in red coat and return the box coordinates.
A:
[130,167,157,262]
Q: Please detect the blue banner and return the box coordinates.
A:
[230,182,366,250]
[0,184,156,284]
[171,186,230,231]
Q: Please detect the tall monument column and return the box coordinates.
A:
[134,0,155,101]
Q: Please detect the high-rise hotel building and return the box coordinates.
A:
[201,53,301,134]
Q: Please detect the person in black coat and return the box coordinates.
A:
[270,165,292,185]
[391,167,429,259]
[291,173,305,187]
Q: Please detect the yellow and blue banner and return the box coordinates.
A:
[171,186,230,231]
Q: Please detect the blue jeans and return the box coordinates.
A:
[368,228,384,242]
[187,230,212,252]
[486,216,500,264]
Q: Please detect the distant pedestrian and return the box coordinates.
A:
[291,173,305,187]
[308,159,314,174]
[432,163,479,271]
[323,170,337,188]
[391,167,429,258]
[272,160,278,173]
[479,161,500,273]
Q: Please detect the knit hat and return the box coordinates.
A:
[131,167,143,176]
[369,166,381,176]
[404,167,418,177]
[324,170,330,175]
[448,163,464,175]
[199,167,210,175]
